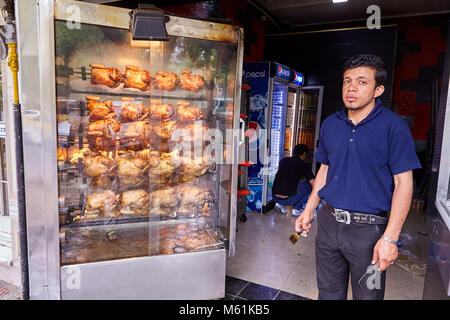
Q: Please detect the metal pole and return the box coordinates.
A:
[6,23,29,301]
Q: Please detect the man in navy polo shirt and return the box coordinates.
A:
[295,54,421,300]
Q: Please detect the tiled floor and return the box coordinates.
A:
[225,276,310,300]
[226,209,427,300]
[0,279,21,300]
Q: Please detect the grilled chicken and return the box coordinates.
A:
[148,187,178,215]
[123,65,152,91]
[86,96,116,122]
[83,151,116,177]
[87,119,121,137]
[176,101,204,122]
[148,100,174,121]
[181,160,213,178]
[180,70,205,92]
[90,175,116,189]
[152,120,177,140]
[85,190,119,217]
[88,136,117,152]
[120,121,151,139]
[117,152,149,186]
[120,99,148,123]
[176,182,214,216]
[147,149,182,186]
[120,189,149,215]
[87,119,120,151]
[119,121,152,151]
[90,63,122,89]
[178,184,214,205]
[154,71,179,91]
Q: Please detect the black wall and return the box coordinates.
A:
[265,27,397,123]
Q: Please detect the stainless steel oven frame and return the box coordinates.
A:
[16,0,243,300]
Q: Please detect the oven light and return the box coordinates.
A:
[130,4,169,42]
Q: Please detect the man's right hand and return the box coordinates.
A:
[295,210,314,237]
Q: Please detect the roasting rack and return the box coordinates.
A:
[58,65,212,101]
[63,201,216,228]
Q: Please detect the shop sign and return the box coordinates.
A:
[274,62,291,81]
[291,72,304,86]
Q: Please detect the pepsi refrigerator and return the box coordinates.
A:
[243,62,292,213]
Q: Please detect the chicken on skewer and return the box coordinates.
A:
[82,150,117,188]
[82,150,116,177]
[176,101,204,122]
[151,120,177,141]
[87,119,121,137]
[148,149,182,187]
[87,119,121,151]
[89,63,122,89]
[148,187,179,216]
[83,190,120,219]
[86,96,117,122]
[154,71,179,91]
[180,70,205,92]
[120,189,149,216]
[117,151,149,186]
[123,65,152,91]
[148,100,174,121]
[177,184,214,217]
[180,164,213,183]
[119,98,149,123]
[119,121,152,151]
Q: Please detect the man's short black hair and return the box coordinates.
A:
[294,144,308,157]
[343,54,386,87]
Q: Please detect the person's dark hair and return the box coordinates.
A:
[343,54,386,87]
[293,144,308,157]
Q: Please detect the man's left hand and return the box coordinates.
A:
[372,238,398,271]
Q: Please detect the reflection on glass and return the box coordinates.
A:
[55,21,237,265]
[298,91,319,167]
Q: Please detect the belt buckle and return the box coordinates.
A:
[334,209,351,224]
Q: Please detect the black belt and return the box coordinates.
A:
[322,202,388,225]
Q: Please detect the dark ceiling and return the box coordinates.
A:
[82,0,450,33]
[254,0,450,31]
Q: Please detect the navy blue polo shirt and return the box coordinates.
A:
[315,99,421,214]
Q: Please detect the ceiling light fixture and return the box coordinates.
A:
[332,0,348,3]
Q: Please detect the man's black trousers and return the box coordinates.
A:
[315,206,387,300]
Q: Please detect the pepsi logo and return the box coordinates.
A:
[293,73,304,85]
[277,65,290,78]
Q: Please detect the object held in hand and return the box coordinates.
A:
[289,229,304,245]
